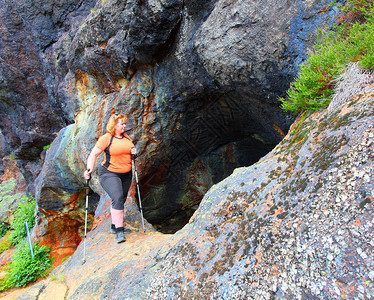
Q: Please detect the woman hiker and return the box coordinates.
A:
[84,112,137,243]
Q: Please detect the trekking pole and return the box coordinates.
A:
[82,170,91,264]
[24,221,34,259]
[131,150,145,233]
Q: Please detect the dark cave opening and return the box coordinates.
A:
[137,93,291,233]
[142,139,275,234]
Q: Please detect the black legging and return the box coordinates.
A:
[98,166,132,210]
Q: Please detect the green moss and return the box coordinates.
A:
[332,112,355,130]
[0,232,12,254]
[50,274,66,282]
[0,179,25,223]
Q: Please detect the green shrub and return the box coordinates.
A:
[10,195,36,245]
[280,0,374,114]
[0,263,12,291]
[0,240,52,290]
[0,222,10,239]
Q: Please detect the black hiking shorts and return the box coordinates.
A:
[98,165,133,210]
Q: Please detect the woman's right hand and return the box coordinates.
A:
[84,169,92,180]
[85,146,103,180]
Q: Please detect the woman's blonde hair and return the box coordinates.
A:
[106,112,128,136]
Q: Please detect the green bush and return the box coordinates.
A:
[280,0,374,114]
[0,222,10,239]
[0,193,52,291]
[0,240,52,290]
[10,195,36,245]
[0,264,12,291]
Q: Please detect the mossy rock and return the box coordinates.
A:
[0,178,25,222]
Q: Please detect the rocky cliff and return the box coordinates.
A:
[1,0,374,298]
[0,0,343,258]
[18,84,374,299]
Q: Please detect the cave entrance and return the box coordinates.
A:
[137,93,292,233]
[141,139,275,233]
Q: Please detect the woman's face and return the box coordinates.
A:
[114,119,126,135]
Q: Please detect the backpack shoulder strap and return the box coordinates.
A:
[103,135,115,169]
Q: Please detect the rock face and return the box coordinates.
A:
[0,0,100,198]
[1,0,372,298]
[0,0,343,252]
[19,89,374,299]
[0,157,26,223]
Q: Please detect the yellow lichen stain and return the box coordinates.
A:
[75,70,90,92]
[74,70,99,107]
[99,41,107,50]
[117,78,129,89]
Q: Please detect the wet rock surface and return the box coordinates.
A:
[17,91,373,299]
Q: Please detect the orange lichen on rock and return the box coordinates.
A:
[33,208,87,265]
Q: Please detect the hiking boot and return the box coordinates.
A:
[115,227,126,243]
[111,224,131,234]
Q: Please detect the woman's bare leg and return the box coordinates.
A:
[111,207,124,228]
